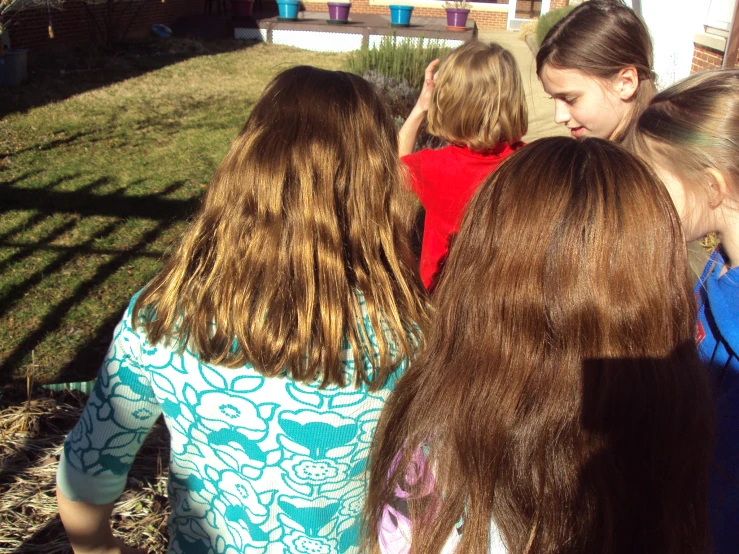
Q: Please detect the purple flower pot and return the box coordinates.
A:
[328,2,351,21]
[232,0,254,16]
[445,8,470,30]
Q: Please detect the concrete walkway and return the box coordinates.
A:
[478,30,569,142]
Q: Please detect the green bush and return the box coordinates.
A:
[345,35,454,90]
[535,5,575,46]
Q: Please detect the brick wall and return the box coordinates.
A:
[514,0,540,18]
[302,0,509,30]
[5,0,202,53]
[6,0,512,52]
[690,42,736,72]
[549,0,567,9]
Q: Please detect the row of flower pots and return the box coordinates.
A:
[231,0,471,30]
[388,4,469,29]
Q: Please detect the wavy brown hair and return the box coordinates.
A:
[536,0,655,143]
[633,69,739,200]
[364,137,714,553]
[133,66,429,389]
[428,41,527,152]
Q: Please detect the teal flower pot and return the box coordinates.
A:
[277,0,300,20]
[389,5,413,27]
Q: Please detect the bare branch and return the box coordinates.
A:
[1,0,66,30]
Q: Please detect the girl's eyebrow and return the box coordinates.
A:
[551,90,579,97]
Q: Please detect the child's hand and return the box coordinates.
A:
[415,59,440,113]
[71,537,147,554]
[116,539,147,554]
[120,547,147,554]
[399,59,440,156]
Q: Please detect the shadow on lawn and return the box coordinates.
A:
[0,174,200,386]
[0,31,262,120]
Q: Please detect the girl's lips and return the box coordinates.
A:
[570,126,586,138]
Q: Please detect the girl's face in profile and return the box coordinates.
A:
[539,65,630,140]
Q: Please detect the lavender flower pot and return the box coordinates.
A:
[328,2,351,21]
[445,8,470,30]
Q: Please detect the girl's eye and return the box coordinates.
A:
[564,97,577,106]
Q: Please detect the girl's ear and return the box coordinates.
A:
[705,168,729,209]
[615,67,639,101]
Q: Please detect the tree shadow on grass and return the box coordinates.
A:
[0,34,262,120]
[0,173,200,386]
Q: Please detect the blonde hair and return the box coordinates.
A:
[133,66,429,390]
[536,0,656,143]
[427,41,528,152]
[634,69,739,201]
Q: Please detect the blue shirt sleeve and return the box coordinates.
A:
[57,297,162,505]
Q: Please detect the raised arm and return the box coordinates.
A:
[398,59,440,157]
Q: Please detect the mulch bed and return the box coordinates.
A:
[0,385,171,553]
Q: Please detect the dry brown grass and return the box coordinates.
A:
[700,232,720,251]
[518,19,539,41]
[0,387,172,553]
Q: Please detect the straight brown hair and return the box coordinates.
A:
[364,137,714,553]
[133,66,429,389]
[536,0,655,143]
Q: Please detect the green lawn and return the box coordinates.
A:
[0,42,348,385]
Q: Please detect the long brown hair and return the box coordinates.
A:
[133,66,429,389]
[633,69,739,200]
[536,0,655,143]
[427,41,528,152]
[364,137,714,553]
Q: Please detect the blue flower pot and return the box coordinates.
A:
[277,0,300,20]
[389,5,413,26]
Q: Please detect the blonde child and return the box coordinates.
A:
[365,137,714,554]
[634,68,739,554]
[55,66,429,554]
[536,0,655,143]
[399,41,527,291]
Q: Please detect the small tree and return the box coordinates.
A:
[80,0,152,48]
[1,0,65,54]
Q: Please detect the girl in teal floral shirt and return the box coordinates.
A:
[56,66,429,554]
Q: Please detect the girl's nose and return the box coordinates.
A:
[553,101,571,125]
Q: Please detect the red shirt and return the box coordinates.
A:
[402,142,523,290]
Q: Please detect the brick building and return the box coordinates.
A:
[3,0,203,52]
[692,34,738,72]
[689,0,738,73]
[7,0,734,70]
[1,0,542,53]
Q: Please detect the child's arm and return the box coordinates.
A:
[56,293,160,554]
[398,59,440,157]
[56,486,145,554]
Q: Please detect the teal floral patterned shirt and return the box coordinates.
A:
[57,293,407,554]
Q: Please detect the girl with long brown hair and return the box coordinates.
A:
[364,137,714,554]
[536,0,655,143]
[55,66,429,554]
[634,68,739,554]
